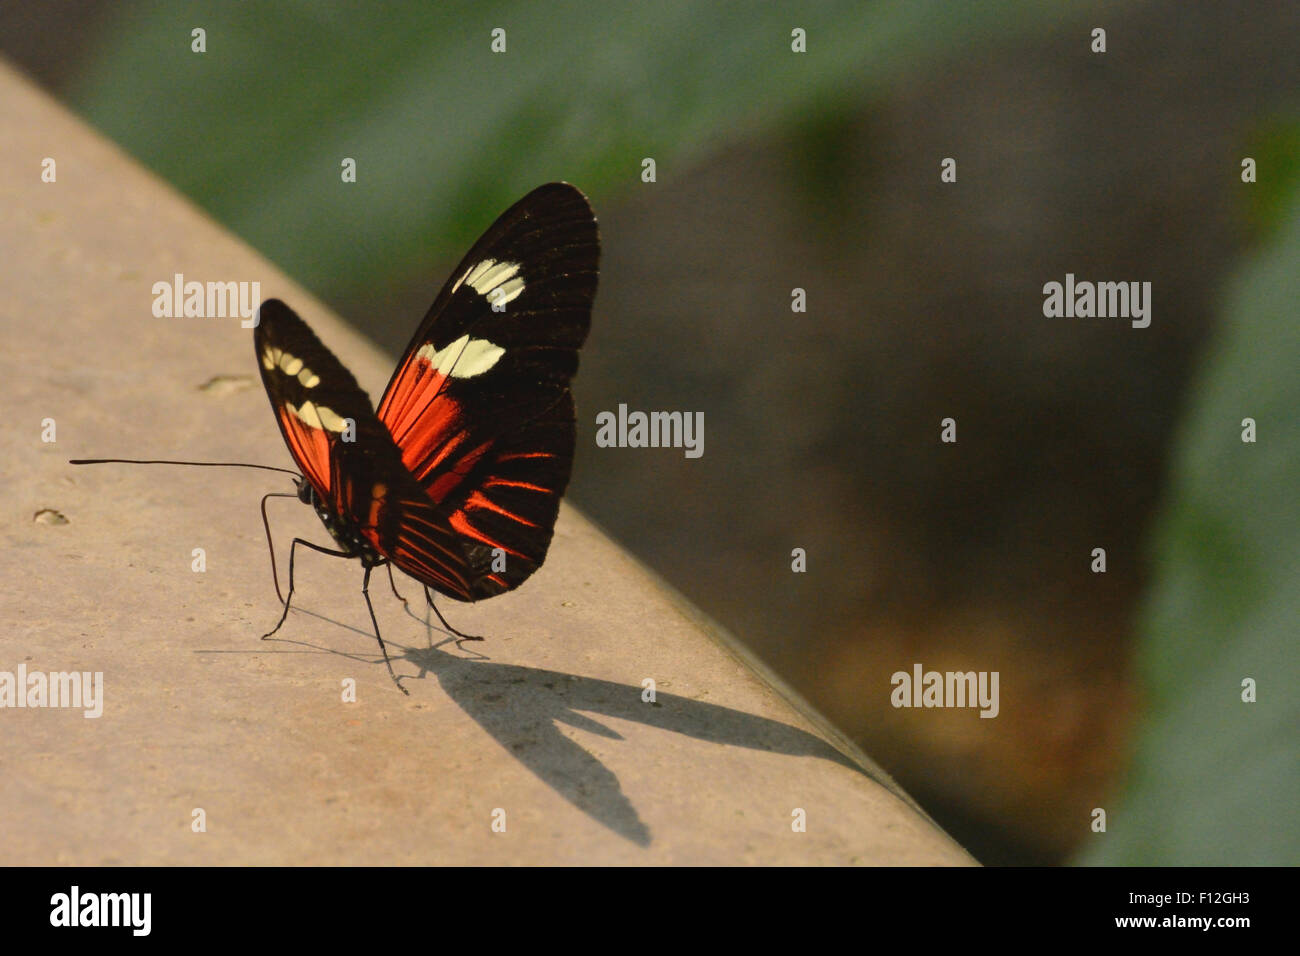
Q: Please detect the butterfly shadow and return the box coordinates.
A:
[253,602,877,847]
[387,613,874,848]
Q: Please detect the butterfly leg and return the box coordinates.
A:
[424,585,485,644]
[261,537,351,639]
[362,565,410,695]
[259,491,300,604]
[384,562,408,606]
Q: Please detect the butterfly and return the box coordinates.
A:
[252,182,599,691]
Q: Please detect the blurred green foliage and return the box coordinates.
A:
[1077,188,1300,865]
[1244,118,1300,238]
[67,0,1103,301]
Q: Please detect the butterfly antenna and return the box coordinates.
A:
[71,459,304,603]
[70,458,301,477]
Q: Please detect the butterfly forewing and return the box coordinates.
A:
[254,299,378,502]
[255,299,483,600]
[375,182,599,590]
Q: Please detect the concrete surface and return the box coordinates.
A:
[0,60,974,864]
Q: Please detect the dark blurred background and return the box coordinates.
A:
[4,0,1296,864]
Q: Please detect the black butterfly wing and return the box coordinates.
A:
[375,182,599,596]
[254,298,484,600]
[255,298,376,502]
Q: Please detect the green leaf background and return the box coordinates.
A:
[1076,187,1300,865]
[67,0,1106,303]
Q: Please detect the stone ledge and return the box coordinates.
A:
[0,59,973,865]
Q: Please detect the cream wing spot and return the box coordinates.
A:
[291,400,323,430]
[474,260,518,291]
[452,259,490,294]
[316,405,348,432]
[263,345,321,387]
[450,258,524,304]
[289,400,349,432]
[493,276,525,306]
[415,334,505,378]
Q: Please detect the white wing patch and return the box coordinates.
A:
[261,346,321,388]
[450,258,525,307]
[416,335,505,379]
[289,400,348,432]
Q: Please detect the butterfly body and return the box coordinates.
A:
[295,475,381,568]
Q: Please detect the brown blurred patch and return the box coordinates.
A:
[556,0,1297,863]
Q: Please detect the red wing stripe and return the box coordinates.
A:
[276,409,333,494]
[391,525,461,568]
[396,516,469,567]
[395,511,478,562]
[463,491,539,527]
[388,385,456,458]
[395,552,471,599]
[396,507,457,534]
[447,511,530,559]
[495,451,557,461]
[483,478,553,493]
[381,365,443,445]
[419,439,493,502]
[394,541,471,592]
[409,426,466,477]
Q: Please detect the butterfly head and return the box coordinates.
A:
[293,475,315,506]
